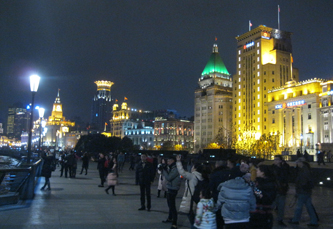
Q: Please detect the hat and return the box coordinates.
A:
[295,157,306,163]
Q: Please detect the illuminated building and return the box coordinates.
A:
[91,80,114,132]
[233,25,299,139]
[0,122,3,135]
[266,79,323,157]
[124,122,154,150]
[6,102,29,139]
[154,117,194,153]
[43,90,75,149]
[110,100,154,138]
[318,80,333,152]
[194,44,233,153]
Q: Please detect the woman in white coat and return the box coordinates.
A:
[176,155,204,214]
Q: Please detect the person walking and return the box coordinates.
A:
[97,153,106,187]
[289,157,319,227]
[40,151,56,191]
[161,156,181,229]
[105,157,118,196]
[80,152,89,175]
[136,153,155,211]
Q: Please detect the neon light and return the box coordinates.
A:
[287,100,306,107]
[275,104,283,109]
[244,41,254,49]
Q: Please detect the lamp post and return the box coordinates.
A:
[300,134,303,156]
[38,108,45,157]
[27,75,40,163]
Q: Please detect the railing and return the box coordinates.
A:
[0,159,43,205]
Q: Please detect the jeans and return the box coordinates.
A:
[292,194,318,224]
[167,189,178,226]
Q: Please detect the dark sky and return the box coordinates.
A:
[1,0,332,125]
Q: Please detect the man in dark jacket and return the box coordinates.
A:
[272,155,289,227]
[136,153,155,211]
[209,160,230,228]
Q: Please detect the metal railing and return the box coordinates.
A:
[0,159,42,205]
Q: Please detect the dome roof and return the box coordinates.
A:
[201,44,230,76]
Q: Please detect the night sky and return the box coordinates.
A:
[1,1,332,126]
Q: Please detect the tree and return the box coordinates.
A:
[120,136,134,152]
[213,126,233,149]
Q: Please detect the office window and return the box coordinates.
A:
[272,118,275,124]
[308,113,312,119]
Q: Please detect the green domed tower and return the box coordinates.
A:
[194,44,233,153]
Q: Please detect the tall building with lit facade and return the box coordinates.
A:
[318,80,333,152]
[266,79,323,157]
[233,25,299,139]
[91,80,114,132]
[154,117,194,153]
[110,100,154,138]
[194,44,233,153]
[6,102,29,139]
[43,90,75,149]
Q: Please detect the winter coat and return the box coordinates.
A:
[209,166,231,202]
[162,162,181,191]
[157,167,167,191]
[295,164,314,195]
[216,177,256,224]
[194,198,217,229]
[176,161,203,213]
[136,161,155,185]
[41,156,55,178]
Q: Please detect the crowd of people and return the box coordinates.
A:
[39,151,320,229]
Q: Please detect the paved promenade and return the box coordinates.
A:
[0,161,333,229]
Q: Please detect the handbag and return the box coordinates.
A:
[107,172,118,186]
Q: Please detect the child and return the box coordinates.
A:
[194,187,216,229]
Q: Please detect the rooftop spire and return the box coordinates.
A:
[201,44,229,76]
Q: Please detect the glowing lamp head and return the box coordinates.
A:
[30,74,40,92]
[39,108,45,118]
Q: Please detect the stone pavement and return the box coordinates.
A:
[0,161,333,229]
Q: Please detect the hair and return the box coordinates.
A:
[201,187,212,199]
[258,164,274,179]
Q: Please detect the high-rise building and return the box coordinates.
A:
[194,44,233,153]
[6,102,30,139]
[233,25,299,138]
[43,90,75,149]
[91,80,114,132]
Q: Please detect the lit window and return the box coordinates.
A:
[238,92,241,96]
[257,79,260,84]
[239,113,241,117]
[257,57,260,62]
[238,50,241,55]
[258,94,260,99]
[238,71,241,75]
[258,118,260,122]
[238,77,241,82]
[257,50,259,54]
[238,106,241,110]
[238,120,241,124]
[258,125,260,130]
[257,42,259,47]
[239,85,241,89]
[257,72,260,76]
[258,110,260,114]
[257,87,260,91]
[238,64,241,68]
[258,102,260,107]
[257,64,260,69]
[238,57,241,61]
[238,99,241,103]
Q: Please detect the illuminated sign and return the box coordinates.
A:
[327,90,333,95]
[287,100,306,107]
[243,41,254,49]
[275,100,306,109]
[261,32,270,39]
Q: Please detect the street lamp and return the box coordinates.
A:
[300,134,303,155]
[27,74,40,163]
[38,107,45,156]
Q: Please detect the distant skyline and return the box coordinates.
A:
[1,1,332,127]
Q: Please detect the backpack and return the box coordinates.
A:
[191,177,209,204]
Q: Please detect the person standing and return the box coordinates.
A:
[193,187,216,229]
[97,153,106,187]
[289,157,319,227]
[157,158,167,198]
[105,157,118,196]
[117,152,125,173]
[161,156,181,229]
[80,152,90,175]
[40,151,55,191]
[136,153,155,211]
[272,155,289,227]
